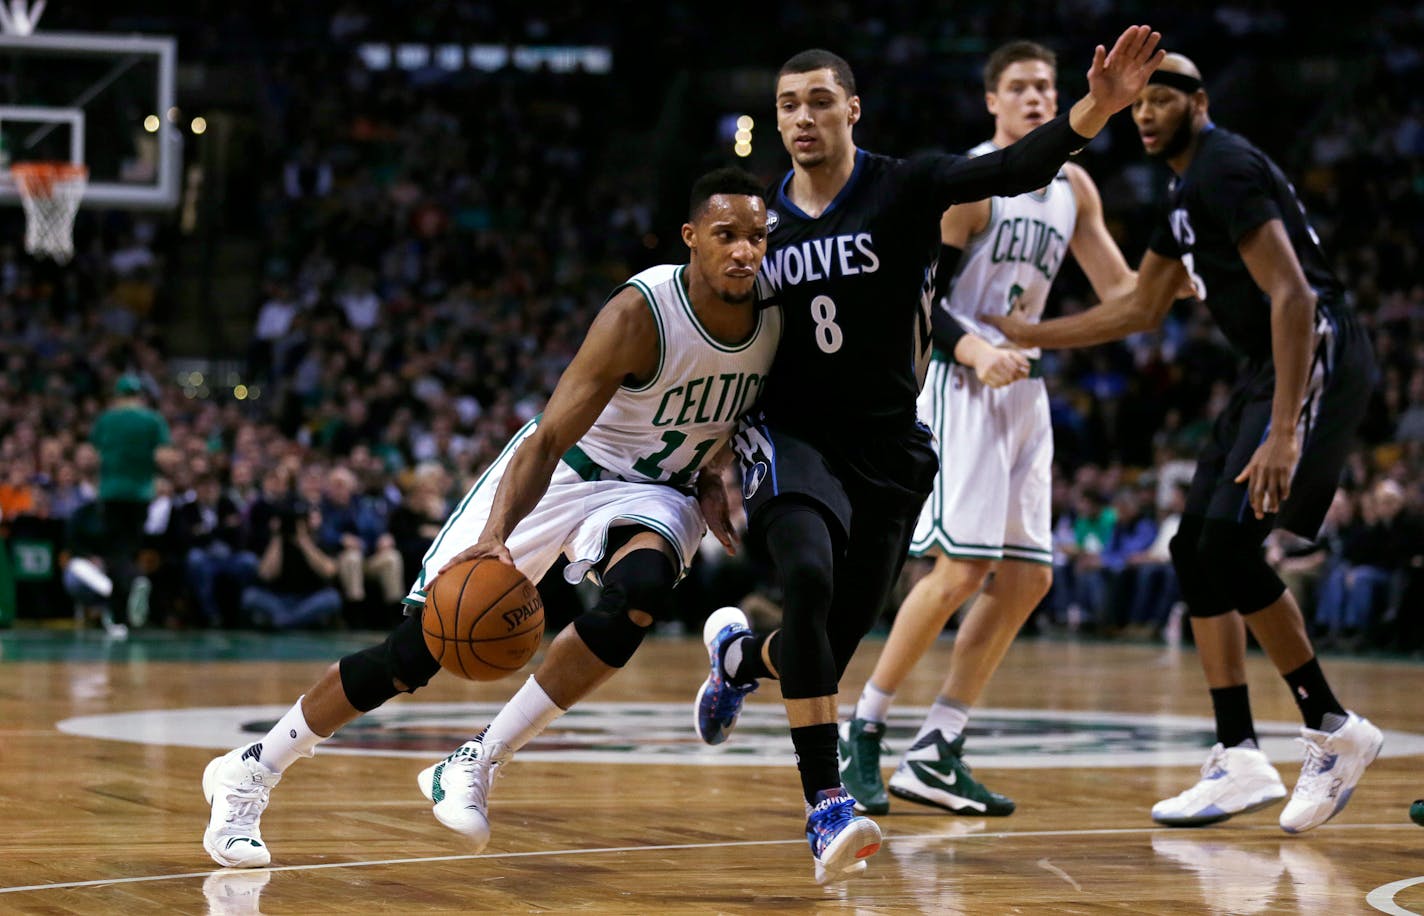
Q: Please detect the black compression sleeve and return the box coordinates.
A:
[931,300,970,359]
[928,112,1089,209]
[930,243,969,358]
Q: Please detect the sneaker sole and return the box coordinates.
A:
[814,820,882,885]
[888,782,1016,817]
[692,677,735,745]
[1153,788,1287,827]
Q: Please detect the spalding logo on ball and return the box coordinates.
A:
[422,557,546,681]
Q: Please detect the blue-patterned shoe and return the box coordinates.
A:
[693,606,758,745]
[805,787,882,885]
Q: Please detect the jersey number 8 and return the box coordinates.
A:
[810,295,843,354]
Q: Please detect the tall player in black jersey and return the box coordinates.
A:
[989,54,1382,835]
[690,25,1165,884]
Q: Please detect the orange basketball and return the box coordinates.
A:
[421,557,545,681]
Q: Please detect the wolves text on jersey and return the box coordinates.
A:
[754,232,881,299]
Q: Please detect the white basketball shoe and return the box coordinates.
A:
[202,743,281,868]
[1279,711,1383,834]
[1152,743,1287,827]
[417,735,512,852]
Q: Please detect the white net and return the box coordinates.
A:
[13,162,87,264]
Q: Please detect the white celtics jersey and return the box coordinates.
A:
[569,263,782,488]
[942,140,1077,358]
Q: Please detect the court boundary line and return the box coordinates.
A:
[2,822,1418,896]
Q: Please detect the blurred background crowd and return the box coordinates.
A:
[1,2,1421,657]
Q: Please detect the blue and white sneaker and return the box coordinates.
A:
[1279,711,1383,833]
[805,788,882,885]
[693,606,758,745]
[1151,743,1286,827]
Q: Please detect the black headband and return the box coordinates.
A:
[1148,70,1203,94]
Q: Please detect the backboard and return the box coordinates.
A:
[0,30,178,209]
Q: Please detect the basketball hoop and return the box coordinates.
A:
[12,161,86,263]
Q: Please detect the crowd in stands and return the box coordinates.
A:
[1,2,1422,657]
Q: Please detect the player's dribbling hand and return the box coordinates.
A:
[1235,431,1299,519]
[1086,25,1165,113]
[438,536,516,576]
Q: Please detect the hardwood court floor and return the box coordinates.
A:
[2,627,1422,914]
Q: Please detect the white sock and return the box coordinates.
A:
[255,696,327,774]
[915,698,970,743]
[482,675,566,753]
[854,682,895,724]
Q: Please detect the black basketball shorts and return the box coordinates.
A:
[1186,307,1375,539]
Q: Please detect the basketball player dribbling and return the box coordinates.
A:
[200,167,780,868]
[989,53,1382,834]
[689,26,1165,883]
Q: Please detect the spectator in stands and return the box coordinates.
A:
[1315,479,1420,647]
[317,465,401,622]
[1123,480,1187,640]
[175,473,254,627]
[241,498,343,630]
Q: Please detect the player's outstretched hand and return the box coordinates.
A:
[1086,25,1165,114]
[438,536,516,576]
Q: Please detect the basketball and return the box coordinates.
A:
[421,557,545,681]
[1411,800,1424,827]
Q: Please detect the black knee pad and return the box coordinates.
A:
[573,548,676,668]
[1169,514,1226,618]
[339,614,441,712]
[1197,519,1286,615]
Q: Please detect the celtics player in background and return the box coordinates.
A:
[201,168,779,868]
[990,54,1382,834]
[691,26,1165,883]
[90,373,176,632]
[839,40,1143,817]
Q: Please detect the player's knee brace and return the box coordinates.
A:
[573,548,676,668]
[339,614,442,712]
[1170,514,1232,618]
[1196,519,1287,615]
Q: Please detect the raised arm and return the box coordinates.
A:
[437,288,659,570]
[985,248,1186,349]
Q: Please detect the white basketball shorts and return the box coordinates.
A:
[910,360,1053,564]
[402,419,706,610]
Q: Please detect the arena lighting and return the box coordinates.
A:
[143,114,159,132]
[190,116,206,135]
[734,142,752,158]
[357,42,612,74]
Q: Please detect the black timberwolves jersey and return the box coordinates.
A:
[752,112,1089,451]
[1147,126,1347,361]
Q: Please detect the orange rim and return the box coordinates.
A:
[11,162,89,198]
